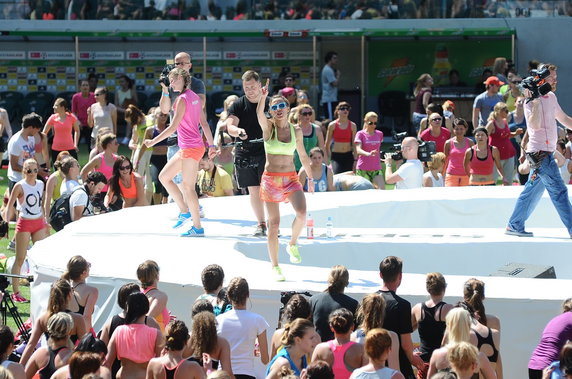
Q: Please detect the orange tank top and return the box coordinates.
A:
[119,173,137,199]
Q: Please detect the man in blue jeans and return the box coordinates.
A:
[506,63,572,238]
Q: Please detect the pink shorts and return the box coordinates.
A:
[16,217,47,234]
[260,171,303,203]
[178,146,205,161]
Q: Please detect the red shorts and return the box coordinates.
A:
[178,146,205,161]
[260,171,303,203]
[16,217,47,234]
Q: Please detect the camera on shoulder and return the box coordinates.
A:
[520,65,552,101]
[381,131,436,162]
[159,64,175,87]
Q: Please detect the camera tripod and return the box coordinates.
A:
[0,276,30,343]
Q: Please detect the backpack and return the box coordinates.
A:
[49,186,89,232]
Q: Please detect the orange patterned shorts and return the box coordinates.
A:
[260,171,303,203]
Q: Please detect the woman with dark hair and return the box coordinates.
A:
[25,312,74,379]
[216,277,269,379]
[271,294,313,357]
[464,127,503,186]
[105,293,164,379]
[412,74,434,131]
[300,360,334,379]
[50,333,110,379]
[324,102,357,174]
[125,104,146,161]
[81,132,119,198]
[115,75,138,130]
[68,351,107,379]
[463,278,500,331]
[298,147,335,193]
[43,97,80,163]
[0,326,25,379]
[147,321,204,379]
[293,104,325,172]
[312,309,366,379]
[350,329,404,379]
[542,342,572,379]
[267,319,316,379]
[88,87,117,144]
[61,255,99,332]
[105,155,147,209]
[411,272,454,379]
[184,311,233,377]
[310,265,358,342]
[351,294,399,371]
[144,67,216,237]
[256,84,314,281]
[444,118,474,187]
[20,279,87,366]
[137,260,170,333]
[43,150,71,219]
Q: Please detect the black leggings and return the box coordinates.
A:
[150,154,168,197]
[528,368,543,379]
[331,151,354,174]
[51,148,78,166]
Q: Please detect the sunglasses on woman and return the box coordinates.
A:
[270,102,288,111]
[119,165,131,171]
[26,168,39,174]
[366,121,376,125]
[338,107,350,111]
[431,117,442,122]
[301,111,313,116]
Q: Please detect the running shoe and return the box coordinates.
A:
[181,226,205,237]
[11,292,29,303]
[286,244,302,264]
[253,223,267,237]
[505,227,534,237]
[173,212,191,229]
[7,240,15,251]
[272,266,285,282]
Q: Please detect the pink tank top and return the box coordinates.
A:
[175,90,203,149]
[327,340,356,379]
[114,324,157,363]
[469,145,494,176]
[489,120,515,160]
[446,138,470,176]
[95,152,117,192]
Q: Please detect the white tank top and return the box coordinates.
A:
[17,179,44,219]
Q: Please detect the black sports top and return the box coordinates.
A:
[475,327,499,363]
[418,302,447,362]
[38,345,68,379]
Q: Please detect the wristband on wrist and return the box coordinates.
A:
[208,144,216,148]
[162,92,169,97]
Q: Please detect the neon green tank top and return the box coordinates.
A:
[264,123,297,156]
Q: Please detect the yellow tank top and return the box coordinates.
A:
[264,124,297,156]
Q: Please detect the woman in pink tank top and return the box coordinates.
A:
[81,133,118,195]
[444,118,474,187]
[312,308,367,379]
[145,68,216,237]
[104,292,163,379]
[464,127,503,186]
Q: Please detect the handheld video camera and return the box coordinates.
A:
[159,64,175,87]
[382,131,436,162]
[520,65,552,102]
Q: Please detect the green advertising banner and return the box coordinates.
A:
[368,38,512,94]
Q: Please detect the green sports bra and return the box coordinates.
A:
[264,123,297,156]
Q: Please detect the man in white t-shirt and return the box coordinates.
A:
[69,171,107,222]
[320,51,340,120]
[7,113,42,193]
[383,137,424,189]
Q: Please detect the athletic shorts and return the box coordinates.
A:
[235,154,266,188]
[445,174,470,187]
[260,171,303,203]
[470,181,495,186]
[355,169,383,183]
[16,217,47,234]
[178,146,205,161]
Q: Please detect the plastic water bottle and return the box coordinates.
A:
[306,213,314,239]
[326,216,333,238]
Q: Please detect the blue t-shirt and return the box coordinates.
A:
[473,91,503,126]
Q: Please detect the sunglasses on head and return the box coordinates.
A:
[338,107,350,111]
[119,165,131,171]
[301,111,313,116]
[270,102,288,111]
[26,168,38,174]
[431,117,442,122]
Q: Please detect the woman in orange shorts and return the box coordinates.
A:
[444,118,474,186]
[3,159,49,302]
[257,79,314,282]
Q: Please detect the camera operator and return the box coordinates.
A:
[159,52,207,194]
[506,63,572,238]
[70,171,107,222]
[383,137,423,189]
[226,70,270,236]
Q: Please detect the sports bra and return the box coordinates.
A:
[119,173,137,199]
[187,356,220,371]
[72,292,85,315]
[328,340,356,379]
[164,360,185,379]
[469,145,494,176]
[115,323,157,363]
[264,124,297,156]
[38,345,69,379]
[152,127,169,147]
[475,327,499,363]
[95,152,117,192]
[332,120,352,143]
[142,287,170,333]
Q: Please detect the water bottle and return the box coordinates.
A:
[306,213,314,239]
[326,216,333,238]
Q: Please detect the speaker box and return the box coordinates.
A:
[491,262,556,279]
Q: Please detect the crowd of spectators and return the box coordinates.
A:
[2,0,572,20]
[0,256,570,379]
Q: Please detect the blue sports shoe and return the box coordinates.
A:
[181,226,205,237]
[173,212,191,229]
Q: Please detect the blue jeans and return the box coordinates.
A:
[508,153,572,236]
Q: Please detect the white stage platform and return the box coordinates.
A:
[28,186,572,379]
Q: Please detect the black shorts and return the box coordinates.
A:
[235,153,266,188]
